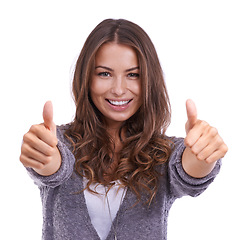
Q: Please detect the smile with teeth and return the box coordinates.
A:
[107,99,132,106]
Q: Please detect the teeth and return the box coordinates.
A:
[108,100,130,106]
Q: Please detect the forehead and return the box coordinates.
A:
[95,42,138,68]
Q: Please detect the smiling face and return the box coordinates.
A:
[90,42,142,129]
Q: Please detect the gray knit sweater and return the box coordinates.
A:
[27,125,221,240]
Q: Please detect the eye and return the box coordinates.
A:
[128,73,140,79]
[98,72,111,77]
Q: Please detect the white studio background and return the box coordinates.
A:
[0,0,239,239]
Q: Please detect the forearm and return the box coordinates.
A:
[182,147,216,178]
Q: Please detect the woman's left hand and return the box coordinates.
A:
[184,99,228,164]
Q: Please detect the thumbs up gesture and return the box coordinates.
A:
[20,101,61,176]
[184,99,228,164]
[43,101,56,134]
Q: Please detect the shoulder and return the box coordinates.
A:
[57,123,71,134]
[163,135,185,151]
[166,136,186,164]
[154,136,185,175]
[165,135,184,143]
[56,123,73,147]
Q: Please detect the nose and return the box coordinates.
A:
[110,76,127,96]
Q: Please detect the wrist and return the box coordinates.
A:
[182,147,216,178]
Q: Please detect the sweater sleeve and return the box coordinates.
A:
[168,137,221,199]
[26,125,75,188]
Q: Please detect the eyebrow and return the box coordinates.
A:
[95,66,139,72]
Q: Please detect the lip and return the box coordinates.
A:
[105,98,132,111]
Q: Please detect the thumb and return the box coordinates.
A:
[185,99,198,133]
[43,101,56,135]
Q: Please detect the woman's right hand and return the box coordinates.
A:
[20,101,62,176]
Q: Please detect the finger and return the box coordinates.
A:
[191,132,227,162]
[189,124,217,155]
[194,138,220,161]
[189,136,209,157]
[205,149,226,164]
[205,139,228,163]
[29,135,56,156]
[28,125,58,148]
[20,154,44,169]
[43,101,56,135]
[185,99,198,133]
[21,142,52,165]
[185,120,209,147]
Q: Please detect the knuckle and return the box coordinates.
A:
[44,156,51,165]
[45,147,54,156]
[48,139,58,149]
[50,137,58,147]
[191,148,198,156]
[23,142,33,154]
[19,155,30,167]
[23,132,31,143]
[221,144,228,154]
[21,143,28,154]
[200,120,208,127]
[209,127,218,136]
[53,137,58,146]
[46,145,58,156]
[30,124,38,132]
[196,154,204,161]
[37,162,45,170]
[184,138,191,147]
[30,124,44,135]
[216,136,224,147]
[190,146,199,155]
[19,155,25,164]
[205,158,213,164]
[45,146,52,156]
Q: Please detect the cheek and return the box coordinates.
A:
[90,80,110,111]
[90,79,99,93]
[134,82,143,107]
[90,79,105,98]
[130,81,142,97]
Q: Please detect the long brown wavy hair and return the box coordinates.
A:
[65,19,172,205]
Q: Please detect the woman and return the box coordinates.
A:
[20,19,228,240]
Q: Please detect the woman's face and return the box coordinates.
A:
[90,42,142,129]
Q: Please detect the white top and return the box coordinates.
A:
[83,178,126,240]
